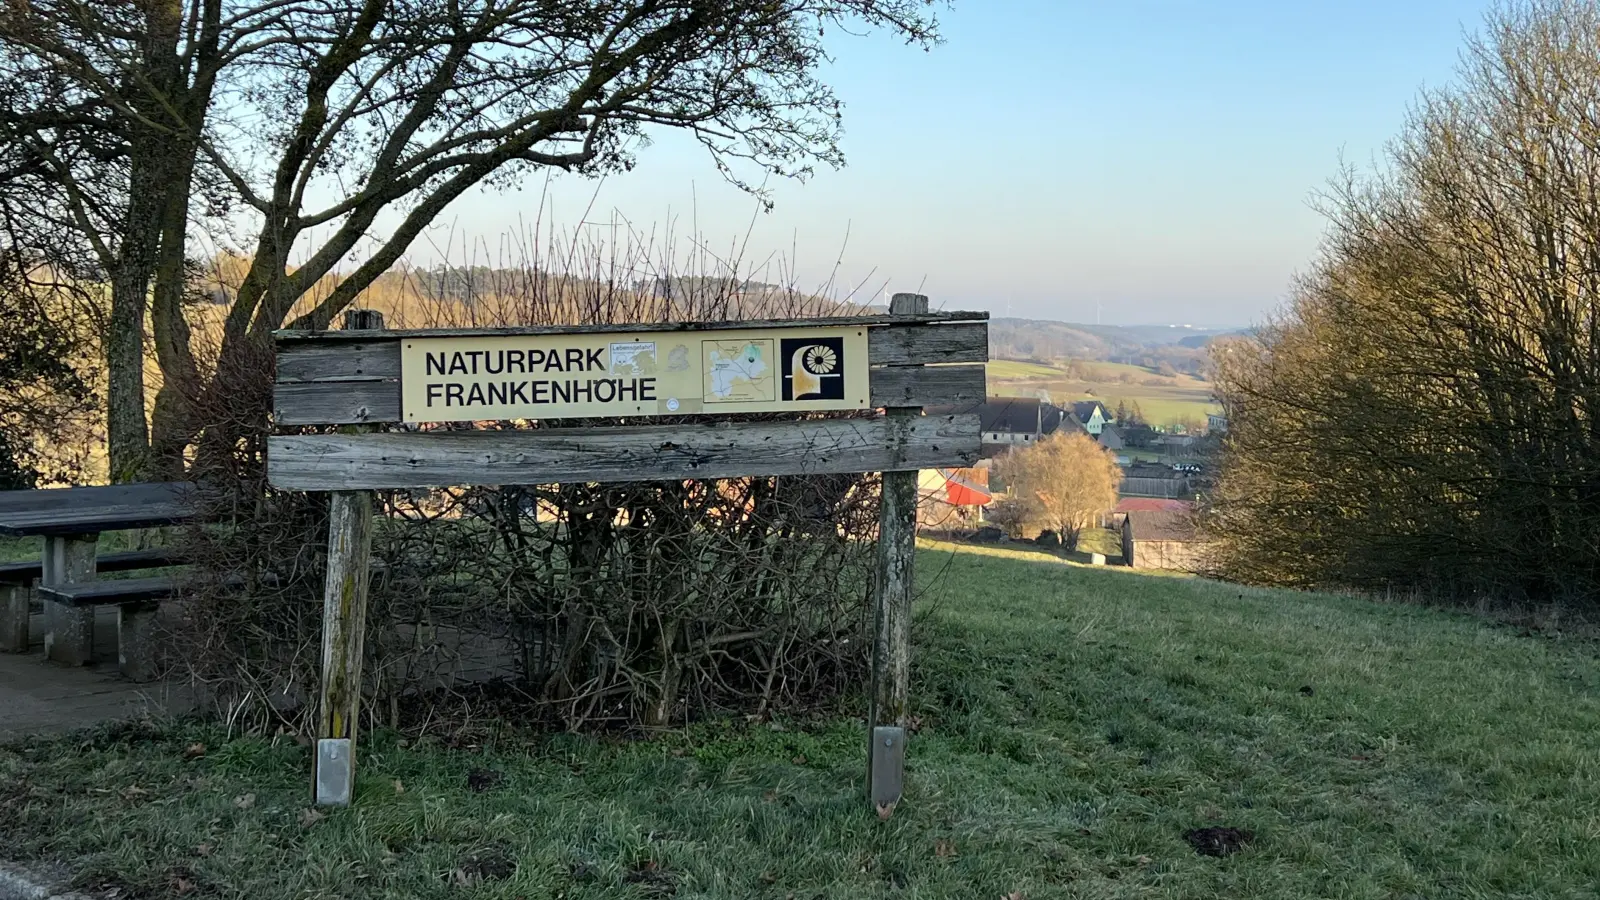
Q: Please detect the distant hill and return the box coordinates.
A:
[1067,323,1242,348]
[985,318,1248,375]
[815,306,1247,366]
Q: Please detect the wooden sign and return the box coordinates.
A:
[269,303,988,813]
[272,315,987,427]
[398,326,869,423]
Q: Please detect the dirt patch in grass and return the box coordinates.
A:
[465,767,504,792]
[1183,826,1254,857]
[451,844,517,886]
[623,860,678,896]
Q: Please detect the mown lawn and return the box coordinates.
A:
[4,545,1600,898]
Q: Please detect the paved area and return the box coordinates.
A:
[0,610,191,742]
[0,612,516,743]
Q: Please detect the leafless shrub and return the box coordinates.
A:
[172,225,884,735]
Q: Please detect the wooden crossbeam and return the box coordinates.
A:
[268,414,980,491]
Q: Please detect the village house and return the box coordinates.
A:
[1121,508,1210,572]
[1106,497,1192,529]
[925,397,1120,460]
[1157,432,1197,451]
[1069,400,1111,436]
[927,397,1067,458]
[1097,424,1126,451]
[917,466,993,530]
[1120,461,1194,500]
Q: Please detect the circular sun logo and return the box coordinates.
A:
[802,344,837,375]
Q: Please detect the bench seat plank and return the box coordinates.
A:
[38,576,182,607]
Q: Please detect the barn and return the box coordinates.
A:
[1121,509,1209,572]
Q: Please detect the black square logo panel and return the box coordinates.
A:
[780,337,845,401]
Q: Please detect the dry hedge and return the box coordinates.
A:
[166,249,888,734]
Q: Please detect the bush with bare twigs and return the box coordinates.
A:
[991,433,1122,550]
[171,235,885,735]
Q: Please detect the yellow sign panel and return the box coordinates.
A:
[399,326,870,423]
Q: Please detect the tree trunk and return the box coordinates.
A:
[644,618,682,728]
[104,3,192,483]
[146,147,204,480]
[141,3,210,480]
[105,189,158,482]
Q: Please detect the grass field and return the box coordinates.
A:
[993,379,1217,428]
[985,359,1219,427]
[5,545,1600,898]
[985,360,1065,380]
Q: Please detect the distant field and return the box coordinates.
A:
[985,360,1064,380]
[990,379,1216,427]
[985,358,1218,427]
[1073,360,1158,381]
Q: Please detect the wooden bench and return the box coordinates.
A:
[0,547,189,586]
[17,560,387,682]
[1,548,190,653]
[0,482,197,672]
[35,576,184,682]
[2,549,191,682]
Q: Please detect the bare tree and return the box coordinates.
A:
[0,0,943,478]
[993,432,1122,549]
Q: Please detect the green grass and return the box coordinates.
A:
[0,530,181,564]
[986,360,1065,380]
[1072,526,1122,560]
[0,535,39,562]
[5,547,1600,898]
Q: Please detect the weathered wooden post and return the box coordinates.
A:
[314,308,381,806]
[868,292,928,817]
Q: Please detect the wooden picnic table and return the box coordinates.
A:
[0,482,197,537]
[0,482,197,666]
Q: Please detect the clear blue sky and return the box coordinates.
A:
[429,0,1496,327]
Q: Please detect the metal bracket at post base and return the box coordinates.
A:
[869,725,906,815]
[315,738,354,806]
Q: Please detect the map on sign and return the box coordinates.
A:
[608,341,657,377]
[703,339,775,403]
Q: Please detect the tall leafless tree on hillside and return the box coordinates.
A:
[0,0,943,479]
